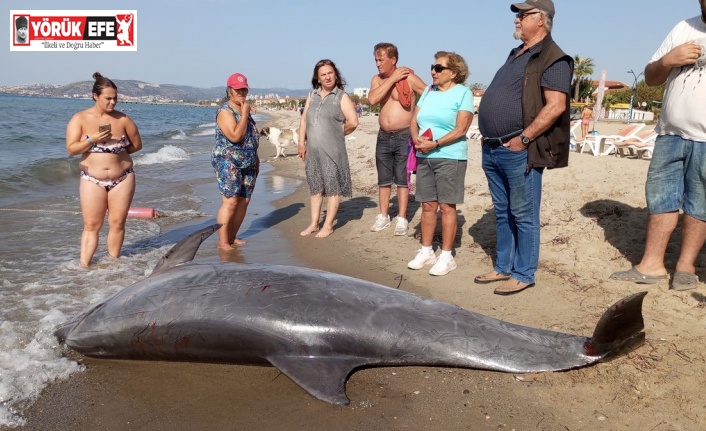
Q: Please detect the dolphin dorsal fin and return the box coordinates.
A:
[267,355,372,405]
[151,224,221,274]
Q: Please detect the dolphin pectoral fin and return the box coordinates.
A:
[267,355,370,405]
[151,224,222,274]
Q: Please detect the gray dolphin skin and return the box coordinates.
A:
[54,224,647,405]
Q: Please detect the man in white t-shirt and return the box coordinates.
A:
[610,1,706,291]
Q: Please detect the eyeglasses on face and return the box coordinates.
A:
[431,64,451,73]
[516,11,541,20]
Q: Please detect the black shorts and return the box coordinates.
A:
[375,128,410,187]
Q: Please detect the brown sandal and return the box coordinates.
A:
[474,271,511,284]
[494,279,535,295]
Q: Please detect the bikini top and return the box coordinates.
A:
[87,135,130,154]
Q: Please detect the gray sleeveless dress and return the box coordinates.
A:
[304,87,352,197]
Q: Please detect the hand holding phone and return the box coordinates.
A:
[99,124,111,134]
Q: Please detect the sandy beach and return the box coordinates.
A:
[13,110,705,431]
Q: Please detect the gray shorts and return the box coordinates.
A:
[376,128,410,187]
[415,158,467,204]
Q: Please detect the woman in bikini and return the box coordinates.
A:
[580,104,594,140]
[66,72,142,267]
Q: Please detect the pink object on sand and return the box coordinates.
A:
[127,207,157,219]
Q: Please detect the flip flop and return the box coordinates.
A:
[474,271,511,284]
[671,271,699,291]
[609,266,668,284]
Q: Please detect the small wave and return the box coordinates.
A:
[0,158,78,192]
[197,122,216,129]
[133,145,188,166]
[192,127,215,137]
[168,129,187,140]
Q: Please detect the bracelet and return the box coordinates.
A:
[85,135,96,153]
[435,140,440,148]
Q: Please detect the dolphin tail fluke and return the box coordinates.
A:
[268,355,371,405]
[587,291,647,359]
[152,224,221,274]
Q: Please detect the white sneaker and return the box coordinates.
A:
[394,217,408,236]
[429,255,457,276]
[407,249,437,270]
[370,214,391,232]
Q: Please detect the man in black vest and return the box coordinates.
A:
[475,0,573,295]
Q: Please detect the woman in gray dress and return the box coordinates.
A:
[298,59,359,238]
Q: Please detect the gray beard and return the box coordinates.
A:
[513,30,521,40]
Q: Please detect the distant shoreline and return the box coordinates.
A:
[0,93,216,107]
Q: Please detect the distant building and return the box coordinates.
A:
[590,80,630,97]
[254,96,306,109]
[353,88,369,99]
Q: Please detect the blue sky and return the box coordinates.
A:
[2,1,700,90]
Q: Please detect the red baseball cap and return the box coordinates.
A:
[227,73,249,89]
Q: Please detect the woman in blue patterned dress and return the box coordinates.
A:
[297,59,359,238]
[211,73,259,249]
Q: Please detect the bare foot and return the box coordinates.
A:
[315,227,334,238]
[230,238,247,246]
[300,225,319,236]
[218,243,235,250]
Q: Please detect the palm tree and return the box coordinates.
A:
[572,55,595,102]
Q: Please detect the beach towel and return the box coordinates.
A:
[396,69,414,109]
[406,137,417,195]
[406,128,431,175]
[406,137,417,174]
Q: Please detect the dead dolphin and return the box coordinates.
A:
[55,224,647,405]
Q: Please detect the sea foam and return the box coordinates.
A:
[134,145,188,166]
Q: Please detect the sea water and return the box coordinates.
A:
[0,95,302,427]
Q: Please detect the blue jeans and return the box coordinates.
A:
[481,145,544,284]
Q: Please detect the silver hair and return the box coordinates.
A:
[541,11,553,32]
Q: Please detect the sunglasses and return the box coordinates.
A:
[516,11,541,20]
[431,64,451,73]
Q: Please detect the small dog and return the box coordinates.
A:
[260,126,298,158]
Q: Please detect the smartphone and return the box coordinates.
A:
[99,124,111,133]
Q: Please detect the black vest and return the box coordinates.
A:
[522,34,573,169]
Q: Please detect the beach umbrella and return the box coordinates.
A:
[592,69,607,133]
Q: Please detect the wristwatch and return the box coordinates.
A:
[520,134,531,146]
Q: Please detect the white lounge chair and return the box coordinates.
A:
[568,120,581,152]
[579,123,646,156]
[466,125,482,141]
[614,128,657,159]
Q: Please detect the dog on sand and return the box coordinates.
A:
[260,126,298,158]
